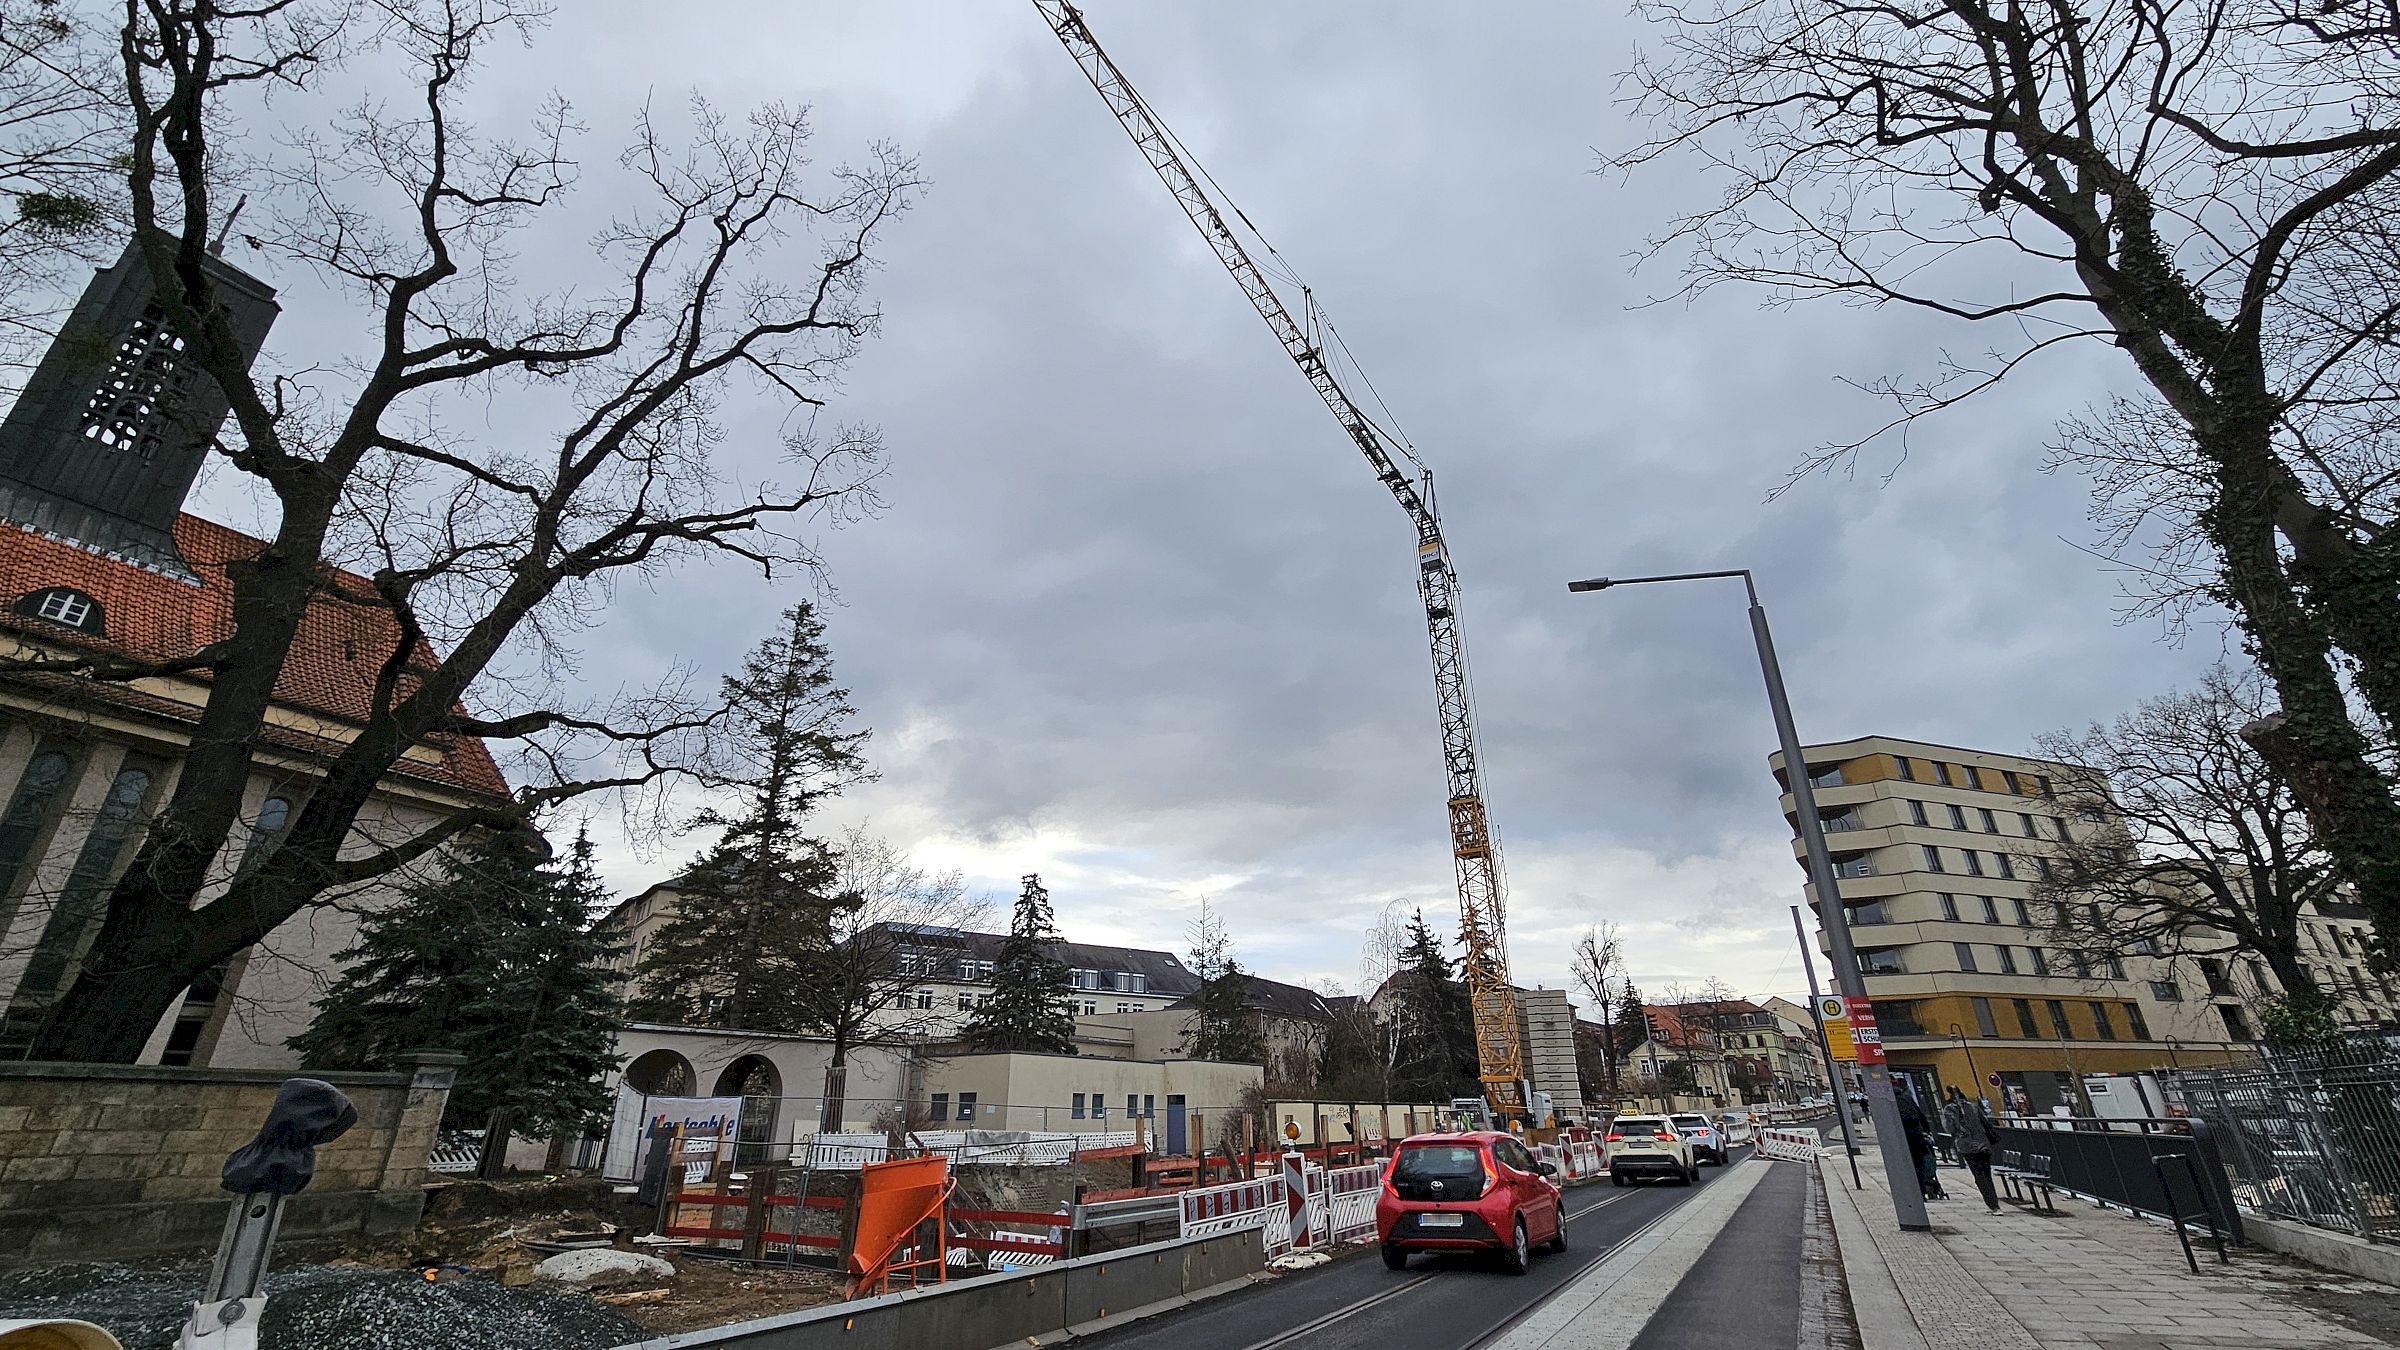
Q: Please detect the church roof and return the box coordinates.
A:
[0,512,509,798]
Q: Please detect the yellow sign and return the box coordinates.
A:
[1817,995,1855,1061]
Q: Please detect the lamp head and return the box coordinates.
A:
[1565,578,1614,593]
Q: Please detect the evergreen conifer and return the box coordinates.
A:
[963,875,1075,1055]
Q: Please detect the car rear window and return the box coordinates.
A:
[1613,1118,1667,1134]
[1393,1145,1486,1179]
[1670,1115,1706,1127]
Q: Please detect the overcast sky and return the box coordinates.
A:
[167,1,2226,1014]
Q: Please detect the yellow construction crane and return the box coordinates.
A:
[1030,1,1532,1121]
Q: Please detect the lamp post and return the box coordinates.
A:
[1570,569,1930,1230]
[1949,1022,1986,1110]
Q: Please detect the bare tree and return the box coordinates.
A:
[0,0,125,375]
[14,1,918,1061]
[2034,665,2344,1038]
[1614,0,2400,952]
[800,828,981,1131]
[1569,922,1627,1104]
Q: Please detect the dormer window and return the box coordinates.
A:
[16,587,103,634]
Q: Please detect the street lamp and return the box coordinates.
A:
[1569,569,1931,1231]
[1948,1022,1986,1109]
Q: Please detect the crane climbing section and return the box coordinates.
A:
[1029,1,1530,1117]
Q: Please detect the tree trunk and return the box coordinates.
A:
[821,1051,848,1134]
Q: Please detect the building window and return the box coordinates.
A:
[0,750,73,923]
[931,1093,950,1122]
[2029,947,2050,976]
[1921,846,1944,874]
[1849,899,1889,925]
[2013,999,2040,1037]
[1939,893,1959,922]
[2100,956,2125,981]
[1975,809,1995,833]
[1954,942,1980,973]
[78,303,197,459]
[2150,980,2182,1002]
[2052,816,2072,841]
[2218,1005,2255,1041]
[2033,856,2054,882]
[1143,1094,1156,1118]
[914,988,934,1009]
[16,588,105,634]
[1946,803,1968,830]
[957,1092,978,1120]
[1872,1001,1925,1036]
[2089,1002,2116,1040]
[1963,851,1986,877]
[1125,1094,1140,1119]
[2036,774,2054,797]
[1895,757,1916,782]
[2018,812,2038,837]
[1963,765,1985,790]
[1115,1001,1134,1013]
[2046,1000,2074,1039]
[1835,854,1876,879]
[2124,1004,2150,1039]
[1972,997,1999,1038]
[1994,853,2016,880]
[17,761,154,994]
[956,993,975,1011]
[1908,799,1928,826]
[1934,762,1953,787]
[1975,896,1997,923]
[2198,958,2234,997]
[1072,1093,1086,1119]
[1857,948,1904,976]
[2011,898,2032,927]
[1995,946,2019,975]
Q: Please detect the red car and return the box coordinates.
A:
[1374,1131,1565,1274]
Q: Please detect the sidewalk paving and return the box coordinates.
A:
[1821,1141,2390,1350]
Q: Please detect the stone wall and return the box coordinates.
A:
[0,1053,459,1265]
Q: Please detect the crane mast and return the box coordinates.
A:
[1031,0,1529,1118]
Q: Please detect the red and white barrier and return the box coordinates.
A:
[1757,1128,1820,1162]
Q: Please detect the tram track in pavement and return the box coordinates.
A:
[1077,1145,1760,1350]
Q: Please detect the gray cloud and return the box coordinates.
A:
[159,0,2227,1014]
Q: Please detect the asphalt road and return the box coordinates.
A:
[1076,1144,1762,1350]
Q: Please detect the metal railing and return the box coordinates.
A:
[1986,1115,2243,1242]
[2166,1042,2400,1243]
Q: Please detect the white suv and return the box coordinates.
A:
[1604,1115,1696,1186]
[1670,1113,1728,1165]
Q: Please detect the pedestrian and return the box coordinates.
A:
[1895,1092,1943,1199]
[1941,1086,2002,1214]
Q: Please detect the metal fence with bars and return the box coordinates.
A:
[2164,1040,2400,1243]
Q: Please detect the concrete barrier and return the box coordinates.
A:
[611,1228,1266,1349]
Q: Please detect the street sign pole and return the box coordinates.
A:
[1793,904,1863,1189]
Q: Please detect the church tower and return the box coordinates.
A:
[0,237,278,580]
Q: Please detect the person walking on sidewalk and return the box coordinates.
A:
[1896,1092,1944,1199]
[1942,1086,2002,1213]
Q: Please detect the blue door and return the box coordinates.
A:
[1167,1095,1188,1154]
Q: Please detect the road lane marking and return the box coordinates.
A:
[1228,1186,1648,1350]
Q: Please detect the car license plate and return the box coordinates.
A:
[1625,1140,1651,1148]
[1418,1213,1465,1228]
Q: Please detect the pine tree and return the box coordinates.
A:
[629,603,866,1031]
[292,825,626,1136]
[1183,910,1265,1062]
[1389,909,1479,1101]
[964,875,1075,1054]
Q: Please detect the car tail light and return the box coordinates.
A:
[1654,1131,1676,1141]
[1604,1133,1622,1142]
[1381,1160,1399,1197]
[1480,1151,1499,1197]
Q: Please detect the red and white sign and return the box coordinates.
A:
[1843,996,1886,1066]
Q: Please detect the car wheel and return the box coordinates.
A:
[1612,1172,1627,1188]
[1502,1218,1531,1275]
[1679,1165,1696,1186]
[1547,1213,1568,1253]
[1382,1244,1408,1271]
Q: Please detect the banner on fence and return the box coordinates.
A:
[604,1090,744,1182]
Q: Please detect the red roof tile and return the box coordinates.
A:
[0,514,508,797]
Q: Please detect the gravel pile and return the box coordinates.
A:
[0,1262,641,1350]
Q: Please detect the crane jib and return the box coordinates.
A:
[1035,0,1532,1119]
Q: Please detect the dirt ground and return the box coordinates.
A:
[329,1176,845,1335]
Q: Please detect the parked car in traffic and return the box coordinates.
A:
[1603,1114,1696,1186]
[1376,1131,1565,1275]
[1670,1112,1729,1165]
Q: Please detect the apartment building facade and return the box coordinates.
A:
[1771,735,2252,1115]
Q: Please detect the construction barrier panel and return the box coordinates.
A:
[1757,1128,1821,1162]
